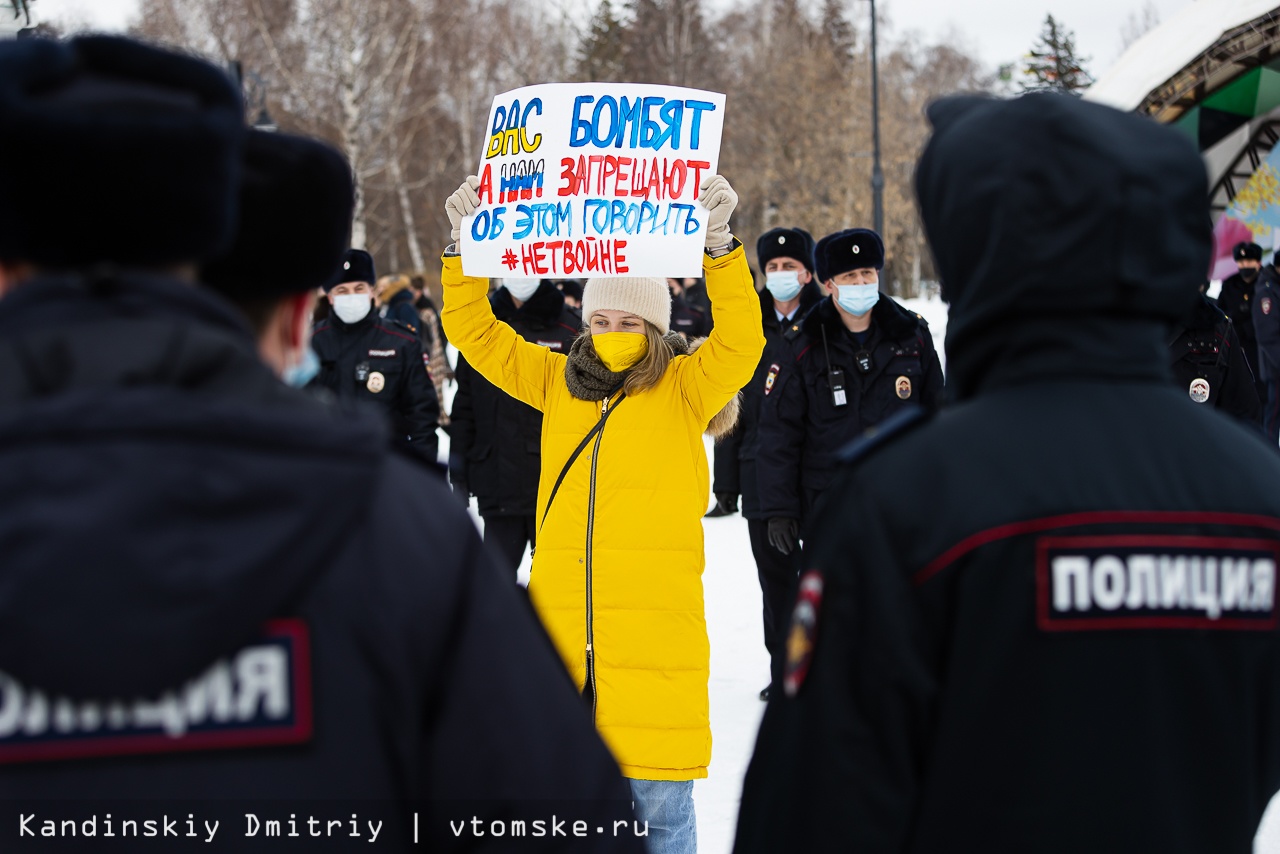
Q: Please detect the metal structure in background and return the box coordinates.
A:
[230,60,278,132]
[1211,118,1280,216]
[869,0,884,237]
[1138,10,1280,124]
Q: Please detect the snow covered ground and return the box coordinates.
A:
[443,293,1280,853]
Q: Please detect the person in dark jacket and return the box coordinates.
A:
[558,279,584,310]
[735,92,1280,854]
[711,227,823,699]
[682,276,711,317]
[410,275,453,419]
[449,277,581,574]
[1169,291,1260,427]
[310,249,441,463]
[1219,241,1265,400]
[0,36,643,852]
[378,273,422,335]
[755,227,944,556]
[668,276,711,340]
[1253,261,1280,445]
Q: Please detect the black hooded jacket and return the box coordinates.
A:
[449,282,581,516]
[1169,294,1260,427]
[754,293,943,521]
[713,279,823,516]
[736,94,1280,854]
[310,305,440,463]
[381,286,422,335]
[0,274,641,851]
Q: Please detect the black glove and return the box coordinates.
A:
[704,492,738,518]
[767,517,800,555]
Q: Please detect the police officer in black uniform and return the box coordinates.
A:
[310,249,440,463]
[755,227,944,556]
[1219,241,1265,399]
[1253,257,1280,444]
[1170,289,1260,426]
[712,227,823,698]
[668,276,711,340]
[0,36,642,851]
[450,277,581,574]
[735,92,1280,854]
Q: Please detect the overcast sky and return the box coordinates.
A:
[31,0,1195,80]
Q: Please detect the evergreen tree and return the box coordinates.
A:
[1022,14,1093,95]
[576,0,627,82]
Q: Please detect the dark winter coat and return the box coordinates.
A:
[670,292,710,340]
[1219,270,1263,389]
[1252,265,1280,386]
[754,294,943,521]
[1169,294,1260,426]
[381,286,421,335]
[713,279,823,517]
[450,282,581,516]
[735,93,1280,854]
[310,306,440,463]
[684,279,711,317]
[0,273,642,851]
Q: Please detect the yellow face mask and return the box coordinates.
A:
[593,331,649,372]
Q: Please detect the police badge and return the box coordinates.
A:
[1189,378,1210,404]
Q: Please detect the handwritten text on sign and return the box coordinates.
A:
[460,83,726,278]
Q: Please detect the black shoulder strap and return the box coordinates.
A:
[539,391,627,532]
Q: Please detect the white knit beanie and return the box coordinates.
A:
[581,277,672,335]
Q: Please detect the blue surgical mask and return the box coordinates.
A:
[765,270,802,302]
[835,283,879,317]
[283,344,320,388]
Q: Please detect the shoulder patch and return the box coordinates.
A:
[764,362,781,396]
[836,405,932,467]
[783,570,825,698]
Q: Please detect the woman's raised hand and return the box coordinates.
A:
[444,176,481,243]
[698,175,738,250]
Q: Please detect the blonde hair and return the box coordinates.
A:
[378,274,411,301]
[580,321,673,396]
[580,323,741,439]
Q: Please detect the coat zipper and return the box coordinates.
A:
[584,393,612,722]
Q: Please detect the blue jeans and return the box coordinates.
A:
[629,778,696,854]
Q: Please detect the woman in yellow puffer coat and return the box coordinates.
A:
[441,174,763,852]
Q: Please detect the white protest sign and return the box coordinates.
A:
[460,83,727,279]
